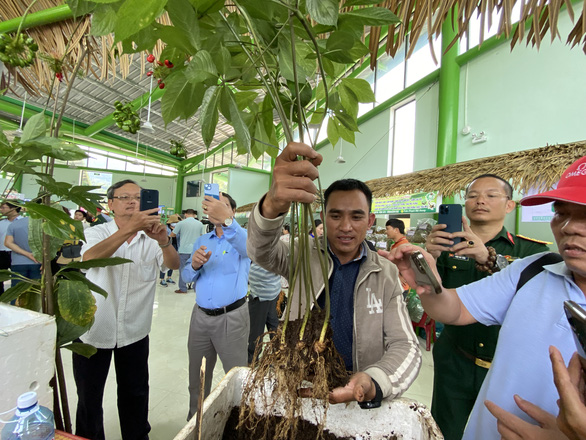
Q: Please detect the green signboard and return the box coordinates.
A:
[372,191,440,214]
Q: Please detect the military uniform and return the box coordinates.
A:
[431,227,549,440]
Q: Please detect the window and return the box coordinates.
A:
[389,100,416,177]
[406,34,441,87]
[212,171,229,193]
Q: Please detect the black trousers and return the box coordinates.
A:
[247,295,279,364]
[72,336,150,440]
[0,251,10,295]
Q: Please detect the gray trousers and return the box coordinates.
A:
[187,300,250,420]
[178,253,192,291]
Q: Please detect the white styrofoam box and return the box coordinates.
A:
[175,367,444,440]
[0,303,56,414]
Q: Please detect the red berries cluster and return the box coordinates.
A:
[55,72,63,82]
[145,54,174,89]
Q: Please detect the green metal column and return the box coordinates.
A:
[0,5,73,34]
[436,12,460,167]
[174,169,184,214]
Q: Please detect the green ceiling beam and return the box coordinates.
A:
[83,87,166,137]
[0,5,74,34]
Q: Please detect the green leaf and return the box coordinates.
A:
[58,280,97,327]
[91,0,121,3]
[338,81,359,115]
[153,24,197,55]
[90,4,117,37]
[278,35,316,83]
[213,46,232,77]
[333,108,359,131]
[188,0,224,15]
[114,0,167,43]
[37,138,89,161]
[340,7,401,26]
[327,117,340,148]
[128,25,158,53]
[65,257,133,270]
[309,108,326,125]
[199,86,221,148]
[0,131,13,157]
[161,70,206,124]
[29,217,63,262]
[165,0,200,51]
[66,0,97,17]
[306,0,339,26]
[340,77,375,103]
[234,91,258,111]
[25,203,85,241]
[335,116,356,144]
[343,0,386,5]
[61,342,97,358]
[56,316,93,347]
[0,281,35,304]
[324,30,357,64]
[60,270,108,298]
[185,50,218,83]
[225,89,251,154]
[0,269,19,282]
[20,112,47,143]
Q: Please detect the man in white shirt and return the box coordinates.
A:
[171,208,204,293]
[73,180,179,440]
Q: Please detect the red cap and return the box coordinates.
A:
[521,156,586,207]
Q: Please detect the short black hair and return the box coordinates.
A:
[107,179,140,200]
[324,179,372,212]
[466,174,513,199]
[1,201,21,213]
[185,209,196,215]
[385,218,405,234]
[282,224,290,232]
[221,192,237,210]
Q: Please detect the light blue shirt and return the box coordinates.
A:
[457,252,583,440]
[249,262,281,301]
[182,220,250,309]
[173,217,204,254]
[0,216,21,252]
[6,217,36,265]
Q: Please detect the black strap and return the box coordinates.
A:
[515,252,563,293]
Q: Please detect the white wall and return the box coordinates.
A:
[228,168,270,208]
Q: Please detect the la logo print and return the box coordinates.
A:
[366,287,383,314]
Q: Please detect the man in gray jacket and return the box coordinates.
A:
[247,142,421,406]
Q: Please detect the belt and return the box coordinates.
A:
[198,297,246,316]
[455,345,492,369]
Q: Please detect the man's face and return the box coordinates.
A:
[464,177,515,225]
[0,203,12,216]
[386,225,398,241]
[108,183,141,216]
[325,189,375,264]
[74,211,85,221]
[551,202,586,284]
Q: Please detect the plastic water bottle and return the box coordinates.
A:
[1,392,55,440]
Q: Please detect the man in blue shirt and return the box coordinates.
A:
[0,201,22,295]
[182,192,250,420]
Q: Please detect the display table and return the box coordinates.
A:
[55,430,89,440]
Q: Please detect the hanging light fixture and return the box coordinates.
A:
[14,92,27,136]
[141,75,155,133]
[141,136,149,182]
[68,120,78,168]
[334,139,346,164]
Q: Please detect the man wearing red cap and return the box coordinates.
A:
[384,156,586,440]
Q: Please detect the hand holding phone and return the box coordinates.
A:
[204,183,220,200]
[409,250,442,294]
[438,204,463,245]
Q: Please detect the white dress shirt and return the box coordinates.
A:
[80,220,166,349]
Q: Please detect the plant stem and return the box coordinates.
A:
[14,0,40,38]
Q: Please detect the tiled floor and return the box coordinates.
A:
[61,278,435,439]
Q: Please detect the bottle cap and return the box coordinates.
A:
[17,392,38,409]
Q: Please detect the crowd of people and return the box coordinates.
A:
[2,144,586,440]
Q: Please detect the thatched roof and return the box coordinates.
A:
[3,1,586,95]
[366,141,586,198]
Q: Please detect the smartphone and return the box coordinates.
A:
[438,204,463,245]
[140,189,159,215]
[564,300,586,360]
[204,183,220,200]
[409,251,442,294]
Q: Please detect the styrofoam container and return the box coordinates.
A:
[175,367,443,440]
[0,303,56,413]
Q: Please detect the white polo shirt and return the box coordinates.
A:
[457,252,584,440]
[80,220,166,349]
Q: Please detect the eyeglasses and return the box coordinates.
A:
[112,196,141,202]
[465,192,510,201]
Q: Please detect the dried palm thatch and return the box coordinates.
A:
[366,141,586,198]
[0,0,170,97]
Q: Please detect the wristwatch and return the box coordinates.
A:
[495,254,509,271]
[223,217,233,227]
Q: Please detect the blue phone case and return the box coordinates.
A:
[204,183,220,200]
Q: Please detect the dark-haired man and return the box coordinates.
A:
[247,142,421,406]
[171,208,204,293]
[73,179,179,440]
[0,201,22,295]
[386,218,408,249]
[182,192,250,420]
[425,174,549,440]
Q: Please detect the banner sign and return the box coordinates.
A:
[372,191,441,214]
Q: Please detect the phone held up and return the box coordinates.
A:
[204,183,220,200]
[438,203,463,245]
[409,251,442,294]
[140,189,159,215]
[564,300,586,361]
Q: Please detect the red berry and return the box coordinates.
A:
[157,78,162,84]
[159,83,165,89]
[55,72,63,82]
[164,59,173,68]
[146,71,153,76]
[146,54,155,63]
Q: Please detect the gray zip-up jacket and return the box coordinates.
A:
[247,200,422,400]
